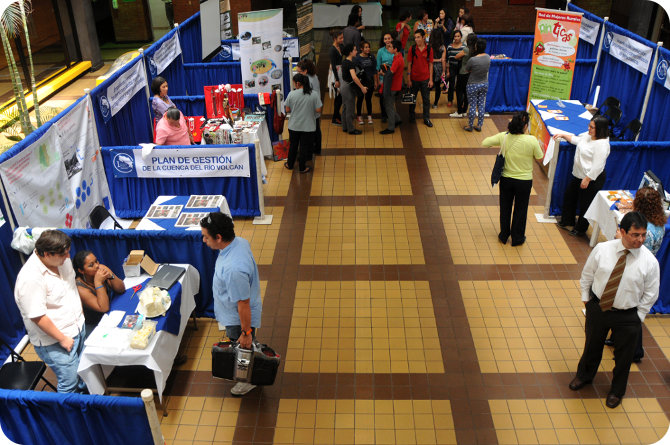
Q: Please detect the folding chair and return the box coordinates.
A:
[0,338,57,391]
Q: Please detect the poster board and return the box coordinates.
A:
[528,9,582,102]
[238,9,284,95]
[200,0,221,60]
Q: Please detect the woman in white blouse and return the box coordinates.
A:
[553,115,610,237]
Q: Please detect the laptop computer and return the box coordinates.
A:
[145,265,186,290]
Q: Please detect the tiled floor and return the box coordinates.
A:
[18,31,670,445]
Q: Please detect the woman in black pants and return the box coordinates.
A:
[451,33,476,118]
[553,115,611,237]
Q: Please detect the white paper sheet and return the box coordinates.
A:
[140,143,156,159]
[98,311,126,328]
[543,138,555,166]
[579,110,593,120]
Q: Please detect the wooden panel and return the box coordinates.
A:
[173,0,200,25]
[110,0,152,41]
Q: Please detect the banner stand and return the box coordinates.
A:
[638,41,664,140]
[252,140,273,225]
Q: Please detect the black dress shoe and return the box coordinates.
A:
[349,130,362,135]
[606,393,622,409]
[498,234,508,244]
[569,229,586,237]
[380,129,394,135]
[511,236,526,247]
[632,356,642,363]
[569,376,590,391]
[556,221,573,231]
[424,119,433,127]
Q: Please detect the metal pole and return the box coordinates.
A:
[588,17,609,105]
[566,0,571,12]
[141,389,164,445]
[638,42,663,140]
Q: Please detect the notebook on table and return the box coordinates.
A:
[145,265,186,290]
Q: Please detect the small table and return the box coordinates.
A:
[77,264,200,401]
[135,195,231,231]
[529,99,593,158]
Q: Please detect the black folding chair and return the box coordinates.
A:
[595,96,621,116]
[89,205,122,230]
[0,338,57,391]
[613,119,642,141]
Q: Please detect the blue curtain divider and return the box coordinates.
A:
[100,144,260,219]
[89,59,153,147]
[0,205,25,363]
[651,230,670,314]
[63,229,216,317]
[570,59,598,103]
[588,21,655,134]
[485,59,531,113]
[639,46,670,141]
[478,35,533,59]
[0,390,153,445]
[549,141,670,216]
[178,12,202,63]
[142,27,188,96]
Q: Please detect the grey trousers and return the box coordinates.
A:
[340,81,357,133]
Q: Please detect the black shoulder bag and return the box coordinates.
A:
[491,133,508,187]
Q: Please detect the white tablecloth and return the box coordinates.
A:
[77,264,200,401]
[312,2,382,28]
[135,195,231,230]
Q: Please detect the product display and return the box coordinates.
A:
[130,320,157,349]
[138,286,172,318]
[204,84,245,119]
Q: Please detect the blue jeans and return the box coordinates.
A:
[225,325,256,342]
[34,326,87,393]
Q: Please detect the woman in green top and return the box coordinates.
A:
[482,111,544,246]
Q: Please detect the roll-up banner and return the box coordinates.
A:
[238,9,284,95]
[109,147,251,178]
[528,9,582,102]
[0,96,114,228]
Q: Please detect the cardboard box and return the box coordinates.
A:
[123,250,158,277]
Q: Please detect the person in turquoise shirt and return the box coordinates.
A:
[482,111,543,246]
[201,212,263,396]
[376,32,395,122]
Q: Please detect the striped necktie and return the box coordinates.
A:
[600,249,629,311]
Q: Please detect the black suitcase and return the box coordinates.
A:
[211,341,280,386]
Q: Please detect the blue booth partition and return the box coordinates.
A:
[652,231,670,314]
[486,59,531,112]
[0,204,25,363]
[0,390,153,445]
[100,144,261,219]
[143,27,188,96]
[63,229,216,317]
[178,12,202,63]
[568,4,605,60]
[479,35,533,59]
[639,46,670,141]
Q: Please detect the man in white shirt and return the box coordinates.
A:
[569,212,659,408]
[14,230,87,393]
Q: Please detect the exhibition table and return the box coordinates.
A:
[529,99,592,156]
[312,2,382,28]
[201,119,270,176]
[77,264,199,401]
[584,190,670,314]
[135,195,231,230]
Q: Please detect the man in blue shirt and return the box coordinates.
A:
[200,212,262,396]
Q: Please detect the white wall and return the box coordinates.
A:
[147,0,170,41]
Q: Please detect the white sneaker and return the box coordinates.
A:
[484,113,490,117]
[449,112,462,118]
[367,115,373,124]
[230,382,256,396]
[431,104,438,109]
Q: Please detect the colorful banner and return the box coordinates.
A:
[602,30,654,75]
[98,59,147,123]
[0,96,113,228]
[109,147,251,179]
[238,9,284,95]
[528,9,582,102]
[220,38,298,61]
[148,32,182,77]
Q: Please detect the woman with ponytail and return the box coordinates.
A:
[284,73,322,173]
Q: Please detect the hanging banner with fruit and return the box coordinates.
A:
[238,9,284,96]
[528,9,582,102]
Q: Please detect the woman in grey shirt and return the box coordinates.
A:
[284,74,323,173]
[464,38,490,132]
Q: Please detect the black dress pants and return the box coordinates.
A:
[409,79,430,120]
[332,92,342,122]
[287,129,314,171]
[313,118,322,155]
[456,73,469,114]
[499,176,533,244]
[576,297,641,397]
[560,171,606,234]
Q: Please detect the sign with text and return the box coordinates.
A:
[99,60,147,123]
[110,146,251,178]
[149,31,182,77]
[602,30,654,75]
[528,9,582,102]
[579,16,599,45]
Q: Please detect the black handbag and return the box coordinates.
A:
[401,88,416,104]
[491,133,508,187]
[212,340,280,385]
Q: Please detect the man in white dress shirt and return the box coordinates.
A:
[569,212,659,408]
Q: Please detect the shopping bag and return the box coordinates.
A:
[272,140,289,161]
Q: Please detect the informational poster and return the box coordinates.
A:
[98,60,147,123]
[220,38,298,61]
[0,96,113,228]
[220,0,233,40]
[602,29,654,75]
[296,0,314,58]
[109,147,251,178]
[528,9,582,102]
[579,16,599,45]
[238,9,284,95]
[148,32,182,78]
